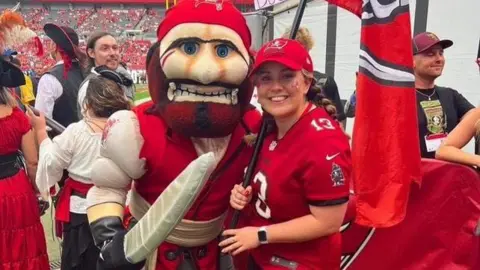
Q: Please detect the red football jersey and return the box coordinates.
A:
[247,105,351,270]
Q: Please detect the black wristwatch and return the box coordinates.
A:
[258,226,268,245]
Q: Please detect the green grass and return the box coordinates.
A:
[135,90,151,101]
[134,84,151,103]
[42,208,61,263]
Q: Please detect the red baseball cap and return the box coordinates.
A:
[412,32,453,55]
[157,0,251,53]
[251,38,314,75]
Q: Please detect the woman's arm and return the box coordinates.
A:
[436,107,480,166]
[219,202,348,255]
[27,108,75,194]
[264,203,347,244]
[21,130,39,187]
[35,127,49,145]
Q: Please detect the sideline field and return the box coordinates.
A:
[42,85,152,267]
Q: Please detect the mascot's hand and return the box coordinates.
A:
[90,217,145,270]
[99,110,146,180]
[87,111,146,269]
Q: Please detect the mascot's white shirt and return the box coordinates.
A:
[36,120,102,214]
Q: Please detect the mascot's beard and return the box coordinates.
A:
[161,101,241,138]
[146,51,253,138]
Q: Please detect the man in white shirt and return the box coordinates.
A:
[35,23,85,128]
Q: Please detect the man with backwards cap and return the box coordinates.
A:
[35,23,85,129]
[412,31,474,158]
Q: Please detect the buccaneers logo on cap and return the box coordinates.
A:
[263,39,288,57]
[195,0,224,10]
[265,39,288,52]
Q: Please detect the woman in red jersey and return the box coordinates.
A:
[219,38,351,270]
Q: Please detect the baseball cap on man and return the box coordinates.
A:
[251,38,314,75]
[412,32,453,55]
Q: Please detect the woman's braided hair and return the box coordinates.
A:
[283,26,337,119]
[304,71,337,119]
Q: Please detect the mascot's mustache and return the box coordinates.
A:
[166,78,240,90]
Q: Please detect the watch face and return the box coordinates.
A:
[258,230,267,242]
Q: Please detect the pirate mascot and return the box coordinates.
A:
[86,0,260,269]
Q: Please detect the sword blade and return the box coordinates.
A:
[123,152,216,263]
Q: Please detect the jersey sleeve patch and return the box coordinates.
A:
[301,135,351,205]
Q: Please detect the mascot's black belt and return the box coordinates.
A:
[0,152,22,179]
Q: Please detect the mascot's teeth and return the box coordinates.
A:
[167,82,177,101]
[167,83,239,105]
[231,89,238,105]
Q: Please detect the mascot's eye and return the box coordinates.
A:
[216,44,231,58]
[181,42,199,55]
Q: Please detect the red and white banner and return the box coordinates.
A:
[327,0,422,227]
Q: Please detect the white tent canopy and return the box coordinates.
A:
[250,0,479,152]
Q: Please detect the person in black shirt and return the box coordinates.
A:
[413,32,474,158]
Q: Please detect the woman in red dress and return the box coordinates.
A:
[0,7,50,269]
[0,59,50,270]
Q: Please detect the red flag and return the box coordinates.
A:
[327,0,422,227]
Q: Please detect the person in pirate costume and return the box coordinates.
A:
[34,23,85,131]
[85,0,262,269]
[0,6,49,270]
[28,69,132,270]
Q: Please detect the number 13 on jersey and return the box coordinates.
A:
[311,118,335,131]
[253,172,271,219]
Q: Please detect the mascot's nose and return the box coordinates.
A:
[192,66,221,85]
[191,51,222,85]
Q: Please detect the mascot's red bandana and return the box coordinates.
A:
[147,0,255,138]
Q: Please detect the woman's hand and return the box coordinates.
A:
[219,227,260,256]
[26,107,47,131]
[230,184,252,210]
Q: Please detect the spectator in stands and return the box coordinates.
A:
[34,23,86,130]
[77,32,134,117]
[31,61,45,97]
[412,32,474,158]
[281,27,347,129]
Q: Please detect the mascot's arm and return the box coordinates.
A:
[86,110,146,269]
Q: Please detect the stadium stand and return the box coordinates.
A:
[6,0,254,73]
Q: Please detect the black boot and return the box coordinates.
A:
[90,216,146,270]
